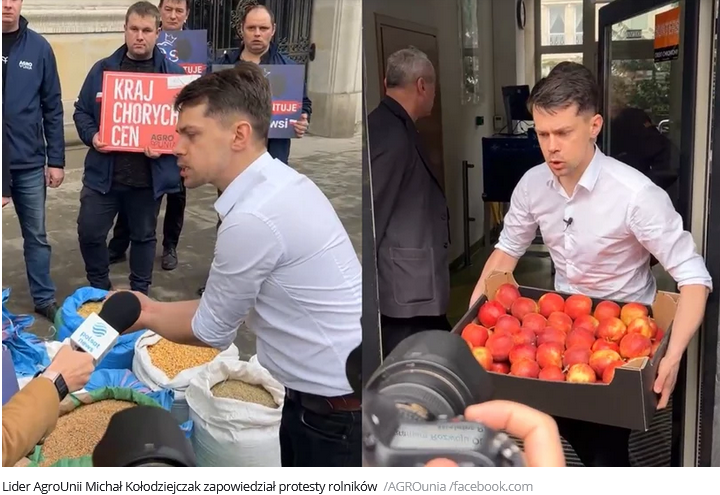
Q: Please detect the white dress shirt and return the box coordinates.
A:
[192,152,362,397]
[497,148,712,305]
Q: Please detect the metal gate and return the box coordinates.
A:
[187,0,315,65]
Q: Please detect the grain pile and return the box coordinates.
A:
[147,339,220,380]
[211,379,278,408]
[39,400,135,466]
[77,301,104,318]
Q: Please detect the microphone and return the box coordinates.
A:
[70,292,142,364]
[563,217,573,229]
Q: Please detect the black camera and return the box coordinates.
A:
[361,331,525,467]
[92,406,197,467]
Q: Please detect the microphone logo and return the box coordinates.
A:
[92,322,107,338]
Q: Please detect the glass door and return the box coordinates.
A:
[598,0,703,467]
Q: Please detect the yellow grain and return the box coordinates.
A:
[77,301,104,318]
[39,400,135,466]
[147,338,220,380]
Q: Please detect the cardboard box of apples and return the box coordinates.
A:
[453,271,678,431]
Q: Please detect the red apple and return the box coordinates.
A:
[594,300,621,321]
[654,328,665,343]
[537,327,567,348]
[495,315,521,336]
[510,359,540,378]
[538,292,565,318]
[619,333,652,359]
[478,300,506,328]
[539,365,565,381]
[513,327,537,346]
[589,349,623,378]
[626,316,655,340]
[566,328,595,350]
[602,361,624,384]
[565,294,593,320]
[486,334,514,362]
[511,297,538,321]
[596,317,627,343]
[522,313,547,334]
[536,342,564,369]
[572,315,599,335]
[489,362,510,374]
[649,318,659,337]
[566,363,597,383]
[592,339,620,353]
[461,323,489,347]
[509,344,537,364]
[547,312,573,334]
[494,283,521,310]
[620,302,649,326]
[650,340,661,358]
[563,345,591,368]
[472,347,493,370]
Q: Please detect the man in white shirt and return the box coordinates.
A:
[127,63,362,467]
[470,62,712,466]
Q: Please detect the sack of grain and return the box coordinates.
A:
[186,360,284,467]
[57,287,142,370]
[133,331,239,423]
[27,387,170,467]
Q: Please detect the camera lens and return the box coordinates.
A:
[366,330,493,421]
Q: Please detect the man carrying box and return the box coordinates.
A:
[73,1,185,295]
[470,62,712,467]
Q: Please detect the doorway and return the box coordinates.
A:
[374,14,446,191]
[598,0,704,467]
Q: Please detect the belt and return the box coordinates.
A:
[286,389,362,415]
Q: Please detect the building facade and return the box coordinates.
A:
[21,0,361,145]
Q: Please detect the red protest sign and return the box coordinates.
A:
[99,72,200,154]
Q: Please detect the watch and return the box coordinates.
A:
[35,369,69,401]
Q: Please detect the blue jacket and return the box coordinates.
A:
[215,42,312,164]
[73,45,185,199]
[3,16,64,169]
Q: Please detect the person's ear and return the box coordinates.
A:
[590,113,604,140]
[230,120,252,152]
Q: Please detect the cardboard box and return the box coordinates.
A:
[452,272,677,431]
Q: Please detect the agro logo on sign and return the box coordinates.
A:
[92,322,107,337]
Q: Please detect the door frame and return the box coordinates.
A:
[598,0,703,467]
[699,0,720,468]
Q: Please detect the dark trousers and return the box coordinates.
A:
[554,417,632,467]
[380,314,452,359]
[109,187,186,254]
[77,185,161,294]
[279,394,361,467]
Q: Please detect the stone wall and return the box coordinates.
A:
[22,0,361,146]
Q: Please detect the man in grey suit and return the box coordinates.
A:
[368,47,451,359]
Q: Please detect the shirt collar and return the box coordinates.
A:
[214,152,273,221]
[547,145,604,194]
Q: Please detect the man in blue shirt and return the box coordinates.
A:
[2,0,64,321]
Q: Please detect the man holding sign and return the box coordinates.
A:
[216,2,312,165]
[73,1,185,295]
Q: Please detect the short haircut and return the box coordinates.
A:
[126,1,162,29]
[385,47,435,89]
[528,62,600,115]
[159,0,189,9]
[239,1,275,25]
[174,62,272,141]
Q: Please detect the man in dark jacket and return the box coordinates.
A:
[73,1,185,295]
[2,0,64,321]
[216,2,312,163]
[368,47,451,358]
[107,0,210,272]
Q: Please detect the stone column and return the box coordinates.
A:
[22,0,136,145]
[306,0,362,138]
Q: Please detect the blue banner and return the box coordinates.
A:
[212,63,306,139]
[157,29,208,75]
